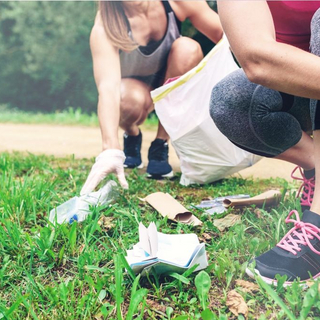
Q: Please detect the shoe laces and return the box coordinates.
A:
[277,210,320,255]
[291,166,315,207]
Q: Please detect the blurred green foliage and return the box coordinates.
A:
[0,2,97,112]
[0,1,217,112]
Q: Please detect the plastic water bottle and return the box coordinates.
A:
[49,180,118,225]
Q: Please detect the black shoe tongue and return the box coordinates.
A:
[302,210,320,227]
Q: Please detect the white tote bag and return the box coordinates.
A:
[151,37,261,185]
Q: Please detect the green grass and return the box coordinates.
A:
[1,151,320,319]
[0,105,158,129]
[0,105,99,127]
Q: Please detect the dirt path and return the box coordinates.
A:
[0,123,296,181]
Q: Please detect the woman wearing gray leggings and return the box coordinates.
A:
[211,2,320,285]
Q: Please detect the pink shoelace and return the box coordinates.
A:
[277,210,320,255]
[291,166,315,208]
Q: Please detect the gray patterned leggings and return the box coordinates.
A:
[210,9,320,157]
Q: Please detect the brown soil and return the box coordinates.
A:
[0,123,295,181]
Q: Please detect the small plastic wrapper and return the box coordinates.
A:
[196,194,250,215]
[49,180,117,225]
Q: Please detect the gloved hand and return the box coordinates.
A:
[80,149,128,195]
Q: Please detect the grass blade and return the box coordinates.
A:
[114,254,123,320]
[256,276,296,320]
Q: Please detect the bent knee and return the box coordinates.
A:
[120,82,150,113]
[210,69,251,120]
[168,37,203,71]
[171,37,202,57]
[121,90,143,111]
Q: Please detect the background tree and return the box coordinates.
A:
[0,1,217,112]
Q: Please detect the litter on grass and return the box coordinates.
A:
[223,190,281,209]
[49,180,117,225]
[213,214,241,232]
[142,192,202,226]
[125,222,208,275]
[196,190,281,215]
[196,194,250,215]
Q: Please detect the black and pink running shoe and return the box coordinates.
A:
[246,210,320,286]
[291,166,315,211]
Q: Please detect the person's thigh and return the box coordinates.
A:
[210,68,310,157]
[120,78,153,126]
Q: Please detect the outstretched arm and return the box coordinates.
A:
[218,0,320,100]
[171,1,223,44]
[90,13,121,151]
[81,13,128,194]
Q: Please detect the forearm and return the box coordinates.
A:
[97,90,121,151]
[237,41,320,100]
[172,1,223,44]
[189,11,223,44]
[218,0,320,100]
[200,22,223,44]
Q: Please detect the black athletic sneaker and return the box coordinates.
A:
[291,166,315,211]
[123,131,143,169]
[146,139,173,178]
[246,210,320,286]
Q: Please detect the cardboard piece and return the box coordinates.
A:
[126,222,208,275]
[143,192,202,226]
[223,190,281,209]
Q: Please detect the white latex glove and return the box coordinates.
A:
[80,149,128,195]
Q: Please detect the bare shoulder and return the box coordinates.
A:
[169,0,211,21]
[90,11,109,48]
[91,11,105,36]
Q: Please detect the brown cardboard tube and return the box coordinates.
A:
[144,192,202,226]
[223,190,282,208]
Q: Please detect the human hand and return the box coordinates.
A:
[80,149,128,195]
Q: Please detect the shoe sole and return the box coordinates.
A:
[246,267,310,288]
[123,162,144,169]
[147,170,174,179]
